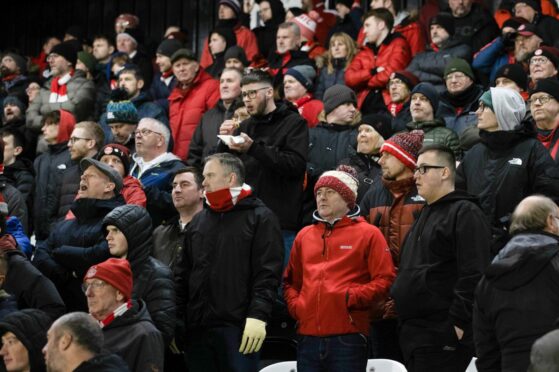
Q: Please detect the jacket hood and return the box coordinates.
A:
[486,233,559,290]
[48,142,69,154]
[56,110,77,143]
[312,205,362,226]
[0,309,52,372]
[71,195,126,221]
[102,204,152,268]
[265,0,286,26]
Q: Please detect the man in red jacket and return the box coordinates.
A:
[284,168,396,371]
[345,8,411,115]
[168,49,219,160]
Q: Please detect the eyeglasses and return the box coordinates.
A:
[414,164,446,175]
[530,56,550,65]
[241,87,269,100]
[134,128,162,137]
[528,95,555,106]
[445,73,467,81]
[69,136,92,144]
[81,280,107,293]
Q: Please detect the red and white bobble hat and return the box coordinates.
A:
[314,166,359,208]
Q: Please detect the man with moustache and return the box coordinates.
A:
[0,53,28,108]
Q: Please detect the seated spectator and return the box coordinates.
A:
[292,14,326,60]
[531,78,559,162]
[529,47,559,87]
[448,0,499,53]
[0,53,29,108]
[513,0,559,48]
[101,204,176,343]
[116,27,153,87]
[43,312,129,371]
[168,49,220,160]
[387,71,419,132]
[26,42,95,134]
[0,309,52,372]
[283,66,323,127]
[408,13,471,93]
[457,87,559,253]
[206,28,237,78]
[251,0,286,59]
[188,68,243,168]
[407,82,461,156]
[130,118,185,226]
[92,34,115,82]
[105,99,139,153]
[33,158,125,311]
[152,167,203,274]
[494,63,529,97]
[200,0,259,68]
[224,46,250,71]
[328,0,363,43]
[345,9,411,115]
[98,144,146,207]
[150,39,182,113]
[514,24,544,66]
[437,58,483,136]
[314,32,357,101]
[2,129,33,203]
[83,258,164,371]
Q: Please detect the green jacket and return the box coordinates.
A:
[406,118,461,158]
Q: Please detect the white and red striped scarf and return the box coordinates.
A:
[204,183,252,212]
[98,300,132,328]
[49,71,73,103]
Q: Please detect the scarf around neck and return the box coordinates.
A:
[204,183,252,212]
[98,300,132,328]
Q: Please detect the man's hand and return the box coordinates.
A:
[454,326,464,340]
[239,318,266,354]
[227,133,253,153]
[219,119,238,135]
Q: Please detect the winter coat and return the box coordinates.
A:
[327,7,364,43]
[56,160,80,221]
[130,49,154,88]
[452,3,500,53]
[93,69,112,120]
[0,174,28,234]
[283,209,396,336]
[32,143,71,240]
[392,100,412,132]
[406,118,461,157]
[103,300,164,372]
[472,37,516,83]
[345,34,411,109]
[474,233,559,372]
[102,205,176,343]
[168,69,220,160]
[74,353,130,372]
[537,125,559,163]
[149,71,177,114]
[122,176,146,207]
[152,217,186,275]
[4,158,34,202]
[200,24,259,68]
[339,152,383,203]
[438,85,483,136]
[175,195,284,329]
[533,13,559,49]
[4,250,65,321]
[187,99,240,168]
[0,75,28,107]
[407,39,472,93]
[314,62,347,101]
[391,190,491,357]
[217,102,308,230]
[26,70,95,132]
[267,50,315,88]
[33,196,125,311]
[6,217,32,257]
[360,177,425,266]
[456,128,559,231]
[292,94,323,128]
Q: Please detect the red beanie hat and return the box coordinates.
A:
[380,131,424,170]
[56,110,76,143]
[314,166,359,209]
[84,258,133,300]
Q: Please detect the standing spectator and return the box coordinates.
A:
[407,13,471,93]
[387,71,419,132]
[532,78,559,162]
[314,32,357,101]
[2,129,33,203]
[206,28,237,78]
[188,68,243,168]
[92,34,115,80]
[42,312,129,371]
[175,153,284,372]
[449,0,499,53]
[494,63,528,96]
[152,167,203,274]
[283,66,323,127]
[251,0,286,59]
[328,0,363,42]
[83,258,164,371]
[2,96,37,160]
[474,195,559,371]
[345,9,411,115]
[76,50,112,122]
[200,0,260,68]
[292,14,326,61]
[0,53,29,107]
[116,27,153,88]
[513,0,559,48]
[284,168,396,371]
[150,39,182,113]
[391,144,491,371]
[437,58,483,136]
[26,42,95,133]
[168,49,220,160]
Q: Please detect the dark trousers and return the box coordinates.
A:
[297,333,368,372]
[405,343,474,372]
[370,319,404,362]
[186,327,260,372]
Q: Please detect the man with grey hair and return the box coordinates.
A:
[130,117,185,225]
[43,312,129,371]
[474,195,559,372]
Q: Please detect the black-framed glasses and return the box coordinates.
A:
[241,87,269,100]
[69,136,92,144]
[528,95,555,106]
[134,128,162,137]
[414,164,446,175]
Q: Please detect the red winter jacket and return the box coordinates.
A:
[168,69,220,160]
[123,176,147,207]
[284,214,396,336]
[345,34,411,109]
[357,19,425,57]
[292,94,323,128]
[200,25,259,68]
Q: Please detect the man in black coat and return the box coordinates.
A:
[33,158,124,312]
[391,144,491,372]
[175,153,284,372]
[474,195,559,372]
[513,0,559,49]
[448,0,499,53]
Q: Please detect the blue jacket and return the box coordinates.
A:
[6,216,31,258]
[149,71,177,114]
[314,65,347,100]
[472,37,511,83]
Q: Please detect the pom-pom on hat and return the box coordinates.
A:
[314,165,359,209]
[84,258,133,300]
[106,100,139,125]
[293,14,317,41]
[380,131,424,170]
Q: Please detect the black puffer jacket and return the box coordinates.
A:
[4,158,34,202]
[175,195,284,329]
[152,216,186,275]
[0,309,52,372]
[102,204,176,344]
[33,142,71,240]
[33,196,125,311]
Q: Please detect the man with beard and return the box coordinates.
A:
[0,53,28,108]
[513,0,559,49]
[514,24,544,65]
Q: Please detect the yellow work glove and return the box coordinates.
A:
[239,318,266,354]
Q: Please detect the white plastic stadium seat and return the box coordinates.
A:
[465,357,478,372]
[366,358,407,372]
[260,361,297,372]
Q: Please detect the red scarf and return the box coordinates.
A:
[161,70,174,79]
[387,102,404,117]
[50,70,74,101]
[98,300,132,328]
[204,184,252,212]
[1,74,18,82]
